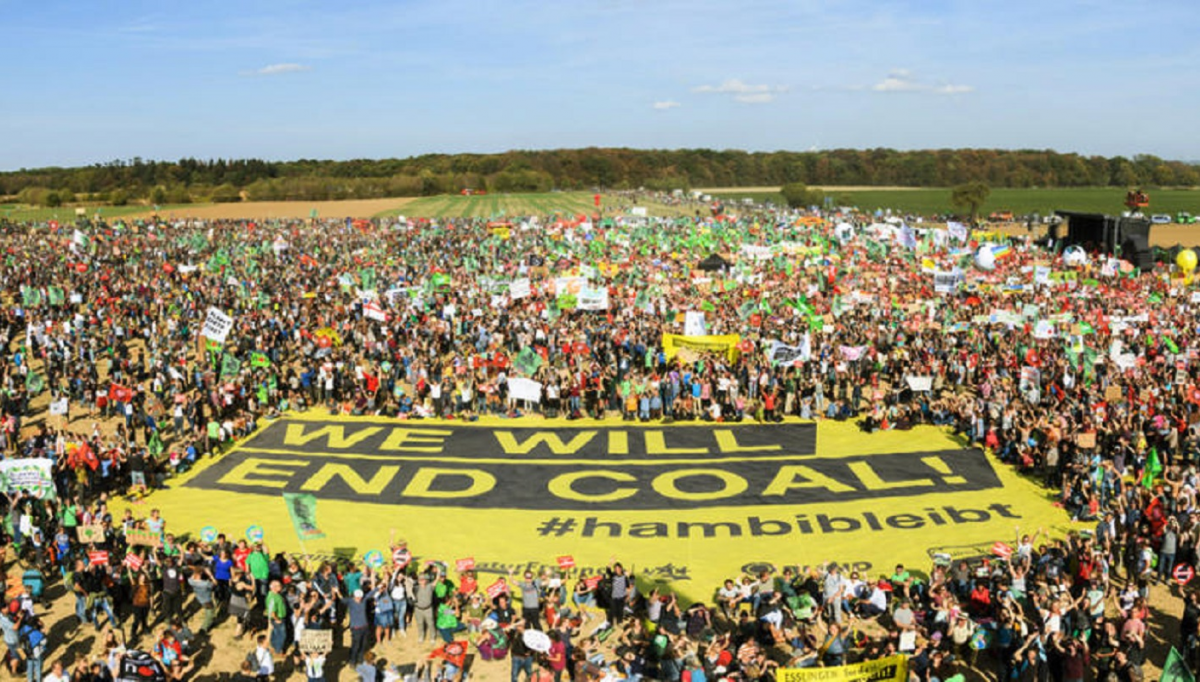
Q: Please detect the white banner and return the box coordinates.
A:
[363,301,388,322]
[507,378,543,404]
[1034,265,1051,287]
[933,270,962,294]
[905,376,933,392]
[201,308,234,343]
[49,398,69,416]
[740,244,773,261]
[577,287,609,311]
[684,311,707,337]
[768,338,811,366]
[554,276,586,296]
[1033,320,1056,340]
[509,278,532,300]
[0,458,55,498]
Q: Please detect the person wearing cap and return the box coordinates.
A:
[345,588,371,666]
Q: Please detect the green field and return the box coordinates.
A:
[0,203,199,223]
[375,191,691,219]
[711,187,1200,217]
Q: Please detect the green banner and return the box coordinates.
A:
[283,492,326,541]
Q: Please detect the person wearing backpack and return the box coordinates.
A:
[19,616,46,682]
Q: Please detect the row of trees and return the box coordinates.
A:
[3,148,1196,207]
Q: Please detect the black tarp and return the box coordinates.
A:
[697,254,730,272]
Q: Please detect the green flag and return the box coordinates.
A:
[556,293,577,310]
[148,431,164,458]
[808,315,825,332]
[250,351,271,368]
[1163,647,1196,682]
[360,267,376,291]
[700,301,716,312]
[47,286,65,307]
[1164,336,1180,354]
[514,347,543,377]
[282,492,325,541]
[25,372,44,395]
[1143,447,1163,488]
[220,353,241,378]
[21,287,41,308]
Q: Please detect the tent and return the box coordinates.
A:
[117,651,167,682]
[697,254,731,272]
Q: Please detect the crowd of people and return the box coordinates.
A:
[0,204,1198,680]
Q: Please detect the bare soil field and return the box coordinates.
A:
[124,198,416,221]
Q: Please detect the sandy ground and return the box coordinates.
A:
[124,198,416,221]
[988,221,1200,248]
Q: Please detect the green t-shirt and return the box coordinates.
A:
[248,552,270,580]
[436,602,459,629]
[266,591,287,622]
[63,505,79,528]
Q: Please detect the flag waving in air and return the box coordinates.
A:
[283,492,326,541]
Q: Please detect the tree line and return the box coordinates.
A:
[1,148,1196,206]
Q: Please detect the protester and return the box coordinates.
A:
[1,207,1198,680]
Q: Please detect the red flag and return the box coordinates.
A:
[109,383,133,403]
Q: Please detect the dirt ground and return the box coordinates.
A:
[124,198,416,221]
[987,221,1200,248]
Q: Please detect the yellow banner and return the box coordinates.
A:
[115,418,1079,603]
[779,655,907,682]
[662,333,741,362]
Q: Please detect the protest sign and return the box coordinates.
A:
[509,278,531,300]
[201,308,234,343]
[905,376,933,392]
[77,524,106,544]
[683,311,707,337]
[456,558,475,572]
[777,654,907,682]
[557,555,575,570]
[88,551,110,566]
[299,630,333,654]
[127,529,163,548]
[1076,433,1097,449]
[508,378,543,404]
[0,458,55,498]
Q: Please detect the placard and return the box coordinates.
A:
[76,524,106,544]
[1105,385,1122,402]
[127,528,164,548]
[299,629,333,654]
[201,307,234,343]
[123,553,144,571]
[557,555,575,570]
[1076,433,1097,449]
[88,550,110,566]
[456,558,475,572]
[486,580,508,600]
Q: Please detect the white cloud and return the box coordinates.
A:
[872,69,972,95]
[652,100,681,110]
[692,79,788,104]
[254,63,311,76]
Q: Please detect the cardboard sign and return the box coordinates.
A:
[88,550,110,566]
[127,529,164,548]
[123,553,144,571]
[76,524,106,544]
[299,629,333,654]
[557,555,575,570]
[456,557,475,573]
[485,580,508,600]
[1076,433,1097,449]
[201,307,234,343]
[1105,385,1122,402]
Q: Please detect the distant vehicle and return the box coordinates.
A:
[1151,214,1173,224]
[1178,212,1198,225]
[988,211,1014,222]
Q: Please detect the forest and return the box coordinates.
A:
[2,148,1196,206]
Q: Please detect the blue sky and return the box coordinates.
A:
[2,0,1198,170]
